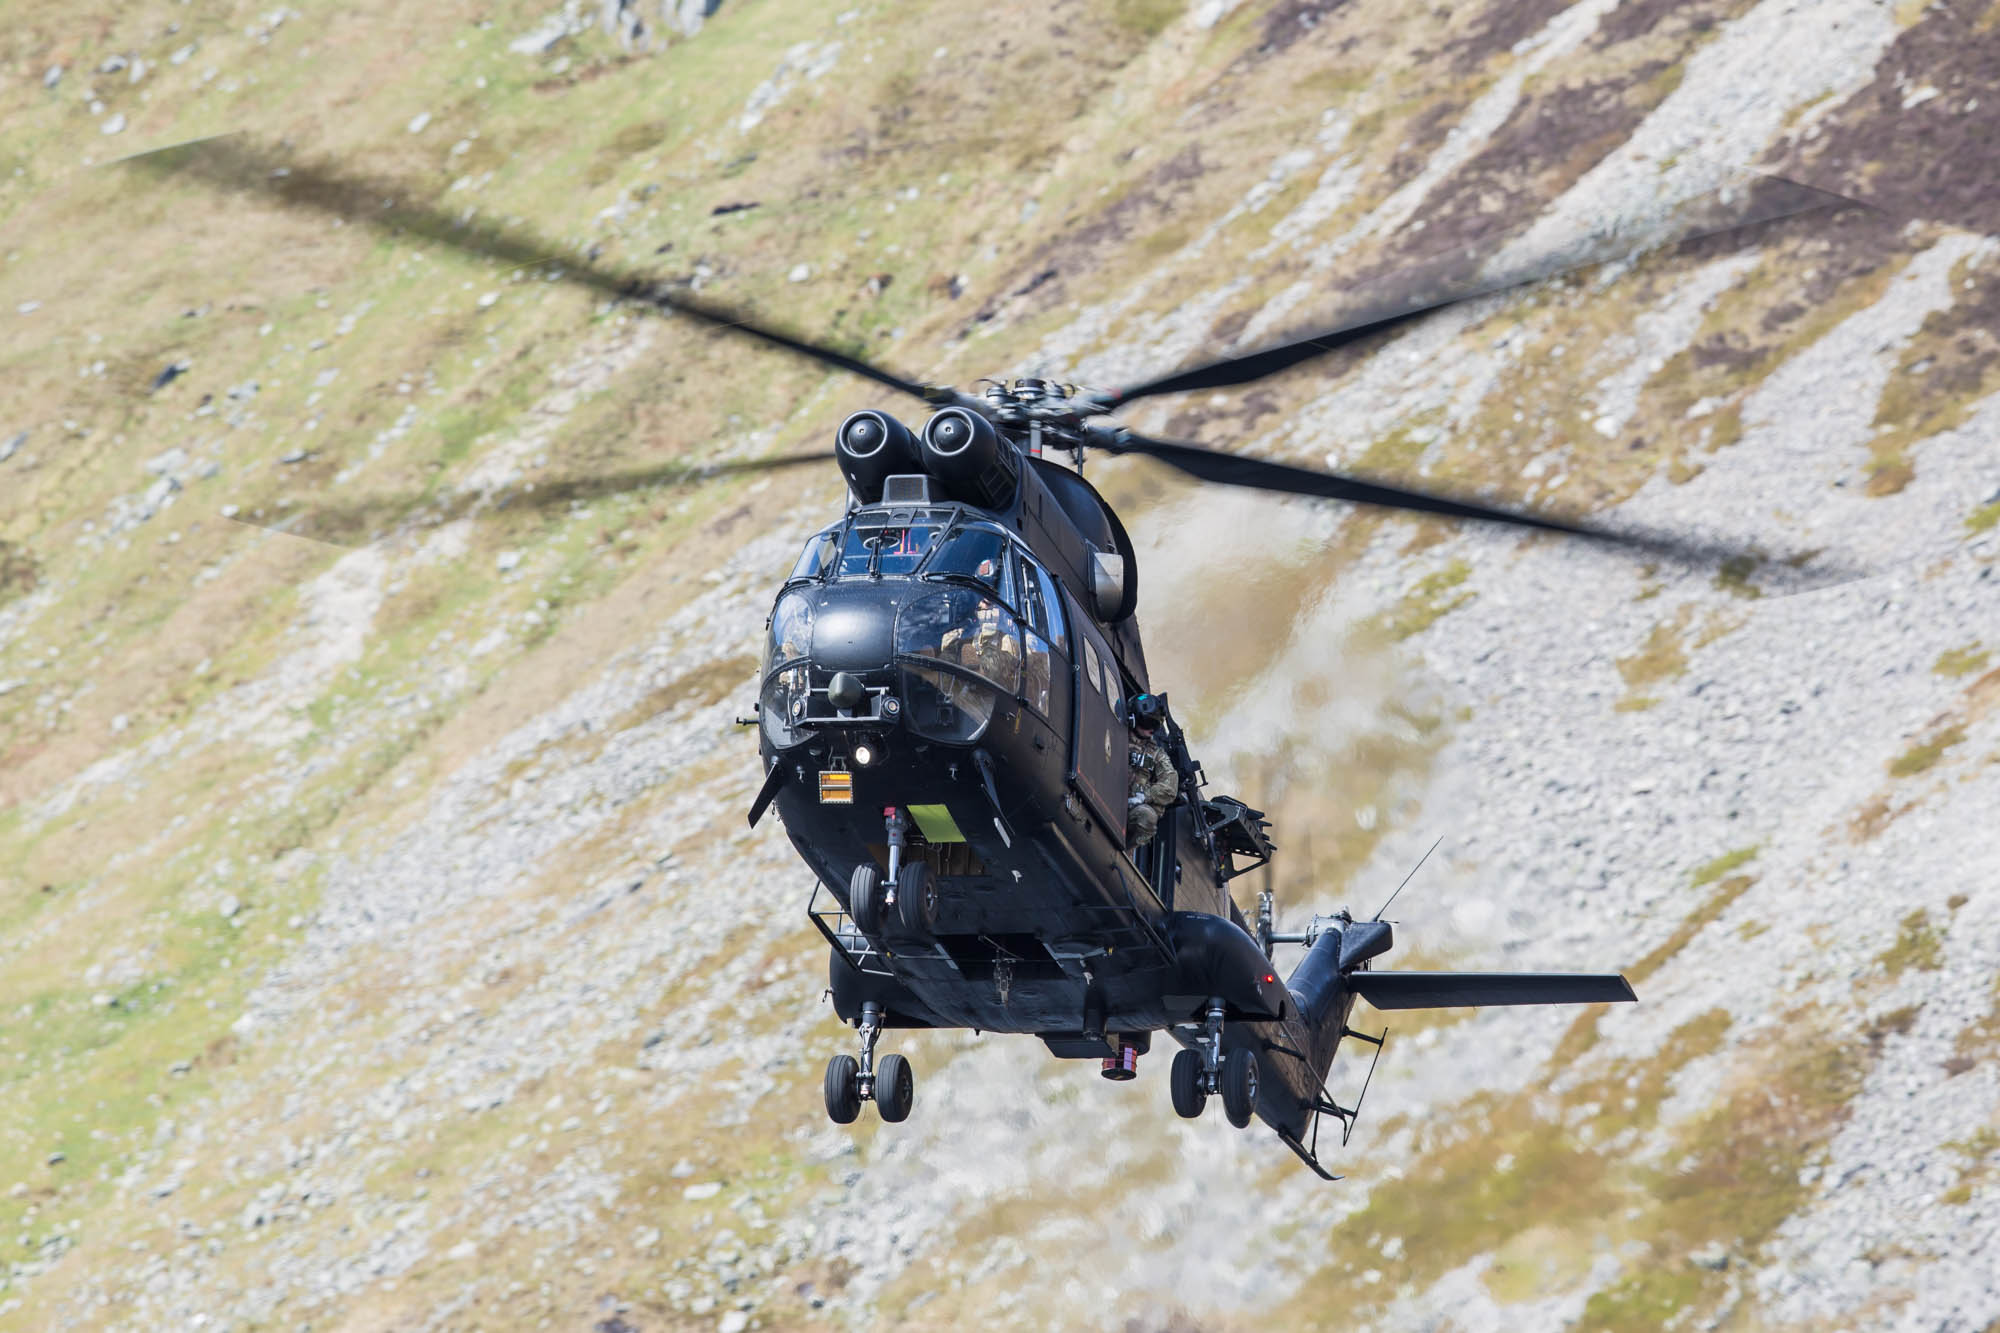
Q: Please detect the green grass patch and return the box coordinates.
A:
[1630,874,1757,988]
[1940,1128,1998,1205]
[1951,976,2000,1071]
[1112,0,1185,39]
[1889,724,1966,777]
[1934,643,1989,677]
[1692,845,1759,888]
[1876,908,1945,977]
[1371,559,1474,641]
[1616,606,1692,697]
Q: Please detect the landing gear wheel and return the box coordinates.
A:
[824,1054,861,1125]
[1170,1048,1207,1119]
[875,1053,914,1123]
[894,862,939,937]
[1220,1047,1259,1129]
[849,865,884,937]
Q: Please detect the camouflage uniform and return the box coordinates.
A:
[1126,730,1179,846]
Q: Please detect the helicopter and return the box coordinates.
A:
[128,136,1853,1178]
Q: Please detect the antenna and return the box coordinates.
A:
[1372,835,1441,922]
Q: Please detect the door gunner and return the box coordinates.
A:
[1127,695,1177,845]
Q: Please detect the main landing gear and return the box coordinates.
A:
[824,1001,915,1125]
[1169,1000,1260,1129]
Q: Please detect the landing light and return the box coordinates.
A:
[852,739,879,768]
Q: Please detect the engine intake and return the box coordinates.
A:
[836,410,922,504]
[920,408,1019,511]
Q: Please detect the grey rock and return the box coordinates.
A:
[664,0,723,37]
[509,13,576,54]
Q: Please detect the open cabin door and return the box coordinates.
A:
[1065,593,1129,841]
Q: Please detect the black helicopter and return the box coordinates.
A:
[131,138,1850,1177]
[747,380,1647,1175]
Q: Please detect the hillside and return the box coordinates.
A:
[2,0,1998,1329]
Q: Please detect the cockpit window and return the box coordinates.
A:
[837,522,938,577]
[789,529,839,582]
[922,525,1014,603]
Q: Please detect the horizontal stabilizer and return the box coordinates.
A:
[1349,971,1636,1010]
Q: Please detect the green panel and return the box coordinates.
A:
[907,803,965,843]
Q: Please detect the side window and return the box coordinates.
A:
[1014,551,1046,636]
[1081,638,1104,697]
[1036,565,1067,648]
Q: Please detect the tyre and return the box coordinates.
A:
[849,864,884,937]
[894,862,939,937]
[824,1054,861,1125]
[876,1052,914,1123]
[1220,1046,1259,1129]
[1169,1048,1207,1119]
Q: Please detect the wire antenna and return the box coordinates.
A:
[1372,835,1441,922]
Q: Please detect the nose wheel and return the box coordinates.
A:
[824,1001,917,1124]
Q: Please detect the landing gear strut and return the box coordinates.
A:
[823,1000,917,1125]
[1169,999,1259,1128]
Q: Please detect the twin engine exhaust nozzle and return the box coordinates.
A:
[836,408,1018,511]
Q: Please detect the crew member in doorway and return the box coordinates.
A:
[1126,694,1178,845]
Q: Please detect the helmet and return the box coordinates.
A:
[1131,693,1164,729]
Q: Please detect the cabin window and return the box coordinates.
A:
[1081,638,1104,697]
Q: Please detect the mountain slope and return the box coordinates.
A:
[2,1,1996,1329]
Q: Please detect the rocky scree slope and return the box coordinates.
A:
[1,0,1998,1330]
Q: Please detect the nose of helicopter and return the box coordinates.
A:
[808,586,896,672]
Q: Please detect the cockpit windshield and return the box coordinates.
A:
[837,522,938,577]
[789,528,839,582]
[788,510,1017,586]
[920,524,1012,601]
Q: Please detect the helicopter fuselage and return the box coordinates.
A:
[748,393,1635,1173]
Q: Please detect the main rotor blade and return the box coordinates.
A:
[1104,430,1866,584]
[119,136,969,409]
[1096,172,1862,408]
[1101,427,1643,540]
[227,451,835,548]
